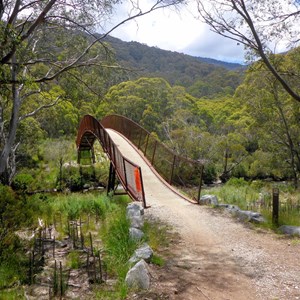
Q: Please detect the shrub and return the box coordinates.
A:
[0,185,29,287]
[11,173,34,192]
[225,177,248,187]
[203,164,217,184]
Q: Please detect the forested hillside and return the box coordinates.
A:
[1,25,300,188]
[104,35,244,98]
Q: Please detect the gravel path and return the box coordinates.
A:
[108,129,300,300]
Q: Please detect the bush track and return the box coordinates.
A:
[108,129,300,300]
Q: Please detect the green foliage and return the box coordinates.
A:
[11,173,34,192]
[0,186,30,288]
[63,172,84,192]
[101,207,138,270]
[202,182,258,210]
[143,220,170,251]
[0,287,25,299]
[203,164,217,184]
[226,177,248,187]
[150,254,165,267]
[66,250,82,269]
[37,100,79,138]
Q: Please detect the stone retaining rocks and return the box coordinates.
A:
[217,203,266,224]
[129,243,153,264]
[127,203,144,229]
[126,203,144,216]
[278,225,300,236]
[200,194,219,206]
[234,209,266,224]
[129,227,144,241]
[125,203,152,290]
[125,259,150,290]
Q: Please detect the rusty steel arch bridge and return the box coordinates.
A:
[76,115,204,208]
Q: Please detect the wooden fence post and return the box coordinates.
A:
[272,188,279,226]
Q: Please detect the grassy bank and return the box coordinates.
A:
[0,188,170,299]
[202,178,300,227]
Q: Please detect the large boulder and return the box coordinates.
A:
[200,194,219,206]
[125,260,150,290]
[278,225,300,236]
[129,243,153,264]
[129,215,144,229]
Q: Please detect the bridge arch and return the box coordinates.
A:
[76,115,146,207]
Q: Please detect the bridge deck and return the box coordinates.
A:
[107,129,192,207]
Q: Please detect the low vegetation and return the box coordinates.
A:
[0,188,171,299]
[202,178,300,228]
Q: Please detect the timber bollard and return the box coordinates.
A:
[272,188,279,226]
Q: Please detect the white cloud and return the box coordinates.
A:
[104,1,245,63]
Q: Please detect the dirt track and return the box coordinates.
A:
[108,129,300,300]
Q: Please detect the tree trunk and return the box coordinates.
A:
[0,55,21,183]
[220,148,230,183]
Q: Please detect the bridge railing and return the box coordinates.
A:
[101,114,204,202]
[76,115,146,207]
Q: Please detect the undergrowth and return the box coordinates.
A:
[0,182,171,299]
[202,178,300,228]
[0,186,134,299]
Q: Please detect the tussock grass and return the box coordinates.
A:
[143,220,171,251]
[0,189,170,299]
[202,178,300,227]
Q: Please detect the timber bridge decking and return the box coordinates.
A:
[76,115,204,208]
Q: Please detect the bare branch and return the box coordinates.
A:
[1,0,57,64]
[7,0,21,25]
[19,96,61,121]
[197,0,300,103]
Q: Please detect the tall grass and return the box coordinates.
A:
[0,189,133,294]
[202,178,300,227]
[202,178,259,210]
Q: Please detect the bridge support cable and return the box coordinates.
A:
[76,115,147,208]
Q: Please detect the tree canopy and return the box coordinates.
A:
[196,0,300,103]
[0,0,184,183]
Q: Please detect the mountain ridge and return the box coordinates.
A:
[102,34,246,97]
[104,35,244,71]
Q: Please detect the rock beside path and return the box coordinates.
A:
[129,243,153,264]
[218,204,266,224]
[129,227,144,241]
[125,260,150,290]
[127,203,144,229]
[200,194,219,206]
[278,225,300,236]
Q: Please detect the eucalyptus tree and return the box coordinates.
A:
[196,0,300,103]
[0,0,184,183]
[236,53,300,187]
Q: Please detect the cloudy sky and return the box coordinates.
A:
[104,1,245,63]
